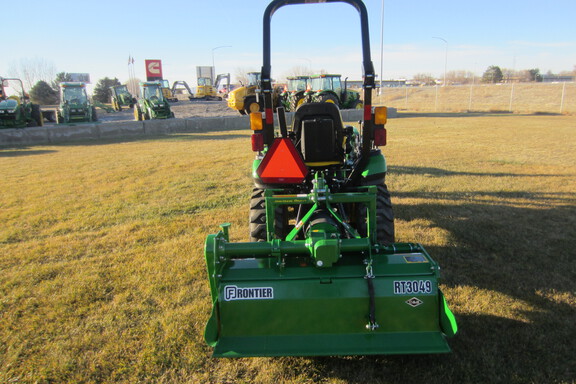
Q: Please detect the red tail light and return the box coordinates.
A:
[374,127,386,146]
[251,133,264,151]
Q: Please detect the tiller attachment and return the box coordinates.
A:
[204,184,457,357]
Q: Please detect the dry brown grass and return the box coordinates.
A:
[375,82,576,115]
[1,114,575,383]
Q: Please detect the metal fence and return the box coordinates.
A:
[374,82,576,114]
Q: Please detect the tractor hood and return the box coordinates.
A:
[64,100,89,109]
[148,99,166,109]
[0,99,18,110]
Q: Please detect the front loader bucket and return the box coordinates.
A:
[204,227,457,357]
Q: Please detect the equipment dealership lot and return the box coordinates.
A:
[1,112,574,383]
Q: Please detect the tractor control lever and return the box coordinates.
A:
[277,107,288,138]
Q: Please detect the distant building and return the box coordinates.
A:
[347,79,407,89]
[541,74,575,83]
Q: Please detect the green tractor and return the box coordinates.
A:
[56,82,97,124]
[0,78,44,128]
[203,0,457,358]
[279,75,310,112]
[134,82,175,121]
[305,73,363,109]
[110,85,136,111]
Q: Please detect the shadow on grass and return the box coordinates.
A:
[0,149,58,157]
[297,169,575,383]
[0,132,251,149]
[389,165,572,178]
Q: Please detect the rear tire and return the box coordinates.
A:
[350,99,363,110]
[134,106,142,121]
[357,182,395,245]
[249,188,286,242]
[244,97,262,115]
[31,104,44,126]
[290,95,305,112]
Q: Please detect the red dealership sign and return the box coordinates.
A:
[145,59,163,81]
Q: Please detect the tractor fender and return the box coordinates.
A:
[361,149,387,183]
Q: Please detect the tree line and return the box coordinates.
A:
[26,74,124,105]
[412,65,575,86]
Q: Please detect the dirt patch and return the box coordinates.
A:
[169,99,240,118]
[41,100,241,126]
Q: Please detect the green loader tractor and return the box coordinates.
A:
[0,78,44,128]
[134,82,175,121]
[203,0,457,358]
[56,82,97,124]
[280,75,310,112]
[304,73,363,109]
[110,85,136,111]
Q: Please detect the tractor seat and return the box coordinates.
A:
[292,102,345,166]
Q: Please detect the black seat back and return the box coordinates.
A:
[292,103,345,164]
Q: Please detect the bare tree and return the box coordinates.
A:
[126,77,141,97]
[277,65,314,83]
[7,57,57,89]
[234,67,257,86]
[412,73,436,86]
[446,70,476,84]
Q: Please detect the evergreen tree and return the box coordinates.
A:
[52,72,73,89]
[482,66,504,83]
[93,77,121,103]
[29,80,59,105]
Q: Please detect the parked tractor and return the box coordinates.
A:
[203,0,457,358]
[56,82,97,124]
[110,85,136,111]
[134,81,175,120]
[227,71,263,115]
[305,73,363,109]
[0,78,44,128]
[280,75,310,112]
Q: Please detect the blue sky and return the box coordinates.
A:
[2,0,574,88]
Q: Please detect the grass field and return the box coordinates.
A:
[1,113,575,383]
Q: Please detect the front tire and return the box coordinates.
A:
[317,93,339,105]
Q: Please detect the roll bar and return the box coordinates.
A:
[260,0,375,156]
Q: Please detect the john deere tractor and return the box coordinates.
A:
[56,82,97,124]
[203,0,457,358]
[110,85,136,111]
[134,81,175,120]
[280,75,310,112]
[305,73,363,109]
[0,78,44,128]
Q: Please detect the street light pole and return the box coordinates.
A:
[432,36,448,86]
[379,0,384,95]
[212,45,232,73]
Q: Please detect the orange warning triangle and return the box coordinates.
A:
[257,138,308,184]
